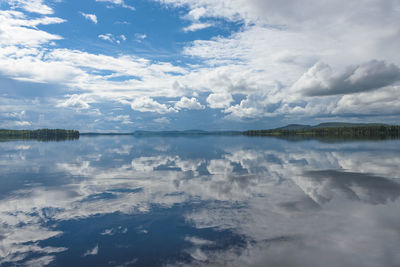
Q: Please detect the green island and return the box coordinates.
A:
[243,123,400,140]
[0,129,80,141]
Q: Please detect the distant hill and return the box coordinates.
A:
[134,130,207,135]
[276,124,312,130]
[313,122,388,128]
[274,122,388,131]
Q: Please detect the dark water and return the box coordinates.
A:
[1,136,400,267]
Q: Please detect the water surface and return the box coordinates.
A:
[1,136,399,266]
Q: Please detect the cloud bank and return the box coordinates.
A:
[292,60,400,96]
[0,0,400,129]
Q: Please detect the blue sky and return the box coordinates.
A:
[1,0,400,131]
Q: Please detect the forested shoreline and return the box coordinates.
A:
[0,129,80,141]
[243,125,400,139]
[2,125,400,141]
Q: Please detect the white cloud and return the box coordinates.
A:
[0,10,65,47]
[1,137,400,264]
[183,22,213,32]
[101,228,114,235]
[179,4,214,32]
[4,110,26,119]
[155,0,400,33]
[108,115,134,124]
[292,60,400,96]
[157,0,400,119]
[23,256,56,267]
[153,117,171,124]
[96,0,135,11]
[98,33,113,42]
[57,94,90,110]
[333,85,400,115]
[175,97,204,110]
[184,7,208,21]
[8,0,54,15]
[7,47,187,97]
[100,227,128,235]
[131,96,177,114]
[185,236,215,246]
[206,93,233,109]
[80,12,98,24]
[224,94,273,119]
[1,0,400,123]
[98,33,126,43]
[115,20,131,25]
[83,245,99,256]
[134,33,147,42]
[15,120,32,126]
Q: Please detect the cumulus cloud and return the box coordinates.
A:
[175,97,204,110]
[108,115,133,124]
[1,136,399,265]
[1,0,400,125]
[131,96,177,114]
[0,42,186,96]
[0,10,65,47]
[155,0,400,32]
[57,94,90,110]
[206,93,233,109]
[292,60,400,96]
[96,0,135,11]
[333,85,400,115]
[160,0,400,120]
[80,12,98,24]
[8,0,54,15]
[224,94,273,119]
[180,5,214,32]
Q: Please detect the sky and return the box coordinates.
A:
[0,0,400,131]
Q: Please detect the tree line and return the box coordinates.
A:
[243,125,400,139]
[0,129,80,141]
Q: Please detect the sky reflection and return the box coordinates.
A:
[0,136,399,266]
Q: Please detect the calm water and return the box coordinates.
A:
[1,135,400,267]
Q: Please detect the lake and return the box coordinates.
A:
[1,135,400,266]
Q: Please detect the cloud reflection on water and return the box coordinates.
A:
[0,136,399,266]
